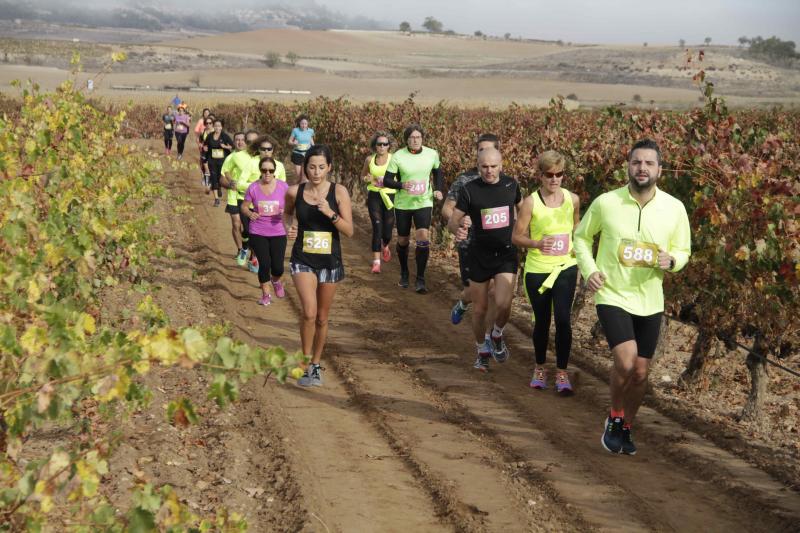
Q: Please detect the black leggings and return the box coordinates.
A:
[207,159,223,191]
[237,200,251,247]
[249,234,287,284]
[175,132,188,155]
[525,265,578,369]
[367,191,395,252]
[163,129,173,150]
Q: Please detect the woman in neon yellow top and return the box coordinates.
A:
[512,151,581,394]
[360,131,396,274]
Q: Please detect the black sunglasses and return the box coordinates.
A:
[260,167,276,173]
[544,171,565,178]
[259,146,274,151]
[375,142,390,147]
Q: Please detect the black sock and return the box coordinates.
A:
[415,241,430,280]
[397,243,409,274]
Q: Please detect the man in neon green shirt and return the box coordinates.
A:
[574,138,691,456]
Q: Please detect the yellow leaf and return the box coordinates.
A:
[133,359,151,374]
[735,245,750,261]
[290,367,304,380]
[111,51,127,63]
[182,328,209,361]
[20,326,46,355]
[81,313,96,335]
[27,278,42,304]
[754,239,767,255]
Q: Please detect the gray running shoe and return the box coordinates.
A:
[297,364,323,387]
[490,334,510,363]
[398,272,409,288]
[473,355,490,372]
[415,277,427,294]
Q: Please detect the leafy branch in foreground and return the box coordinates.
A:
[0,70,304,531]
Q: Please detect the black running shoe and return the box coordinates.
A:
[415,277,427,294]
[399,272,409,288]
[621,427,637,455]
[601,416,624,454]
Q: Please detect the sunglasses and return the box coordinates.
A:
[375,142,390,147]
[205,122,213,125]
[259,146,274,151]
[543,171,565,178]
[260,167,276,174]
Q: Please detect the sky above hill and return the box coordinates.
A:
[318,0,800,45]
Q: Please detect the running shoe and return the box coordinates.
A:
[381,245,391,262]
[621,427,637,455]
[236,248,248,266]
[213,198,220,207]
[398,272,409,288]
[601,416,625,454]
[473,355,491,372]
[529,367,547,389]
[272,280,286,298]
[297,363,323,387]
[490,334,510,363]
[177,154,182,160]
[249,257,259,273]
[415,277,427,294]
[450,300,468,325]
[371,261,381,274]
[258,293,271,306]
[555,370,573,395]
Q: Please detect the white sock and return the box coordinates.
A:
[492,324,504,338]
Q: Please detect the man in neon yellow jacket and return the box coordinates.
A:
[574,138,691,456]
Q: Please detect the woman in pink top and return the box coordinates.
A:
[241,156,290,306]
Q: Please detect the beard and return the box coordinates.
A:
[629,172,656,192]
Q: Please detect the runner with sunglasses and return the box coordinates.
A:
[512,151,580,394]
[203,118,233,207]
[173,106,191,160]
[284,145,354,387]
[161,105,175,155]
[240,156,289,306]
[381,124,444,293]
[221,130,259,262]
[360,132,395,273]
[199,116,215,189]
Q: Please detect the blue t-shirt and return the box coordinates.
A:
[291,127,315,152]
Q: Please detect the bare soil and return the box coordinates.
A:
[96,139,800,531]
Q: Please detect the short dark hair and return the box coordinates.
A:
[370,131,394,151]
[233,131,245,140]
[303,144,332,173]
[628,138,662,165]
[476,133,500,149]
[249,135,275,157]
[202,108,211,114]
[258,156,276,171]
[295,114,310,127]
[244,129,259,139]
[403,124,424,143]
[213,118,224,127]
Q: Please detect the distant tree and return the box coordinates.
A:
[286,51,298,66]
[422,16,443,33]
[738,36,750,47]
[679,38,686,48]
[565,93,578,100]
[264,51,280,68]
[747,35,799,64]
[399,21,411,32]
[633,94,643,103]
[474,30,483,37]
[704,36,712,46]
[189,73,200,87]
[643,42,648,47]
[556,39,564,46]
[504,32,511,40]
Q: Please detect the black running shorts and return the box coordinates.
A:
[468,247,518,283]
[596,304,663,358]
[395,207,433,236]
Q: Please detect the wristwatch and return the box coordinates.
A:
[668,257,675,270]
[330,213,339,223]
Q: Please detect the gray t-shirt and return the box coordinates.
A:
[447,169,481,249]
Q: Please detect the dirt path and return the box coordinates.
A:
[139,153,800,532]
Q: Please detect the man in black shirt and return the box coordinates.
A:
[448,149,522,372]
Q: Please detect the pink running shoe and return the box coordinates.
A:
[555,370,574,395]
[529,367,547,389]
[382,245,391,262]
[272,280,286,298]
[258,293,271,306]
[371,261,381,274]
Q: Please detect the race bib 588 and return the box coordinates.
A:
[618,239,659,267]
[302,231,332,254]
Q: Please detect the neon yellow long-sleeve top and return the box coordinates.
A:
[573,185,691,316]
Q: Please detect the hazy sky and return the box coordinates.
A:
[318,0,800,45]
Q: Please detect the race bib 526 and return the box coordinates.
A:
[302,231,332,254]
[481,206,510,229]
[618,239,659,267]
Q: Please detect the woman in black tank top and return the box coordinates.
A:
[284,145,353,387]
